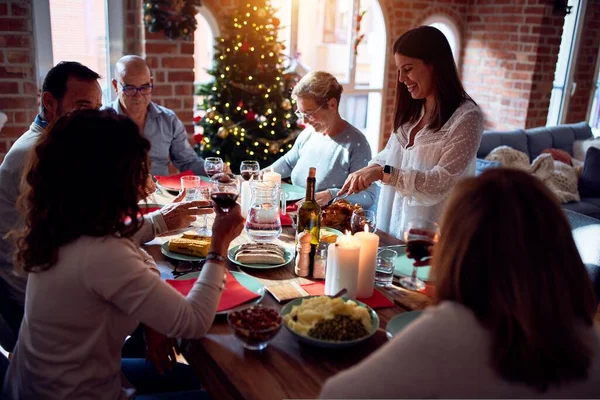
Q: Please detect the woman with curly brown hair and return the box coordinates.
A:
[321,168,600,398]
[3,109,244,399]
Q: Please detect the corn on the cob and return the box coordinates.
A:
[168,238,210,257]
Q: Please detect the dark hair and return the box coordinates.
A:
[14,109,150,272]
[41,61,101,115]
[433,168,596,391]
[393,26,472,131]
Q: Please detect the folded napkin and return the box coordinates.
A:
[300,281,394,309]
[155,170,208,191]
[279,204,297,227]
[166,271,260,312]
[280,212,293,226]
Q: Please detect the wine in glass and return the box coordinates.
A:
[399,219,439,291]
[210,173,240,213]
[240,160,260,181]
[204,157,224,178]
[351,209,377,233]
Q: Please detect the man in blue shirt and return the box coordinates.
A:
[107,55,206,176]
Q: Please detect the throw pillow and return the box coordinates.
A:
[475,158,501,176]
[579,147,600,197]
[541,148,571,165]
[573,137,600,161]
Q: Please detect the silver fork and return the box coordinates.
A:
[324,193,349,207]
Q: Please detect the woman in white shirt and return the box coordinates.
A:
[3,110,244,399]
[340,26,483,238]
[321,168,600,398]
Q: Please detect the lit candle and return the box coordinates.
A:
[324,242,337,295]
[262,167,281,185]
[240,180,252,218]
[354,224,379,298]
[331,231,360,299]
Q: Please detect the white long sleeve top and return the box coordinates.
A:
[3,236,226,400]
[320,301,600,399]
[371,100,483,238]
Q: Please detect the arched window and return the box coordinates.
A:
[271,0,387,154]
[422,15,461,65]
[193,7,219,126]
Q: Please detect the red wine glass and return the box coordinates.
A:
[399,219,440,291]
[209,173,240,213]
[240,160,260,181]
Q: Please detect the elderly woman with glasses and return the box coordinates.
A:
[266,71,376,208]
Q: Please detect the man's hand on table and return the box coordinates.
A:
[160,200,213,232]
[209,204,245,256]
[143,325,178,374]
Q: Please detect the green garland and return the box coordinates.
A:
[143,0,202,40]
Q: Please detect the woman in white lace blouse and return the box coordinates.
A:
[340,26,484,239]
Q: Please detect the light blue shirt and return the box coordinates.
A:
[107,100,205,176]
[269,122,376,208]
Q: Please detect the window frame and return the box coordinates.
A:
[193,4,220,86]
[32,0,124,105]
[422,14,461,67]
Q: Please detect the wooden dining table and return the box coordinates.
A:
[143,193,432,400]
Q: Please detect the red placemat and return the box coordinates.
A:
[300,281,394,309]
[166,271,260,312]
[280,212,293,226]
[155,170,208,191]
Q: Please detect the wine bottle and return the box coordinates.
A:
[297,167,321,277]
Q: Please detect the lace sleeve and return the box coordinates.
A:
[392,108,483,206]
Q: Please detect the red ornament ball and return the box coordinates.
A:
[193,132,204,144]
[245,111,256,121]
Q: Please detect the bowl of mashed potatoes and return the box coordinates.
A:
[281,296,379,348]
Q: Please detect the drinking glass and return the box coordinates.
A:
[351,209,377,233]
[180,176,201,202]
[399,219,440,291]
[210,173,240,213]
[374,248,397,287]
[196,187,211,236]
[240,160,260,181]
[204,157,224,178]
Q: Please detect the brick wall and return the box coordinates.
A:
[0,0,36,161]
[461,1,564,130]
[566,1,600,124]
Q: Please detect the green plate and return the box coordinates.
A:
[161,242,205,262]
[281,296,380,349]
[228,244,293,269]
[176,270,265,315]
[386,311,423,339]
[282,183,305,202]
[382,245,432,282]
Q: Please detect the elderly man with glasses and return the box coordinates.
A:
[107,55,206,176]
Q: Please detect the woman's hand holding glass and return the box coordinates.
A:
[339,164,383,196]
[400,219,439,291]
[210,203,245,256]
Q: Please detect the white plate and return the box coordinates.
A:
[386,311,423,339]
[228,244,293,269]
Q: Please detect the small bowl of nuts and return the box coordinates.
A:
[227,305,283,351]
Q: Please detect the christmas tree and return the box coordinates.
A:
[194,0,302,172]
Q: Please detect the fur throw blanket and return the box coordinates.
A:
[485,146,580,204]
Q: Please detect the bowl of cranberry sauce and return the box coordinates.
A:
[227,305,283,351]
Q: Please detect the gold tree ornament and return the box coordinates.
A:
[217,126,230,139]
[281,99,292,111]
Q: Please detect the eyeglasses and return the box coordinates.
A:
[172,260,205,278]
[119,82,153,97]
[294,103,326,121]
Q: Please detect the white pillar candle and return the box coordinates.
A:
[324,243,337,295]
[354,224,380,298]
[263,167,281,185]
[240,180,252,218]
[331,232,360,300]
